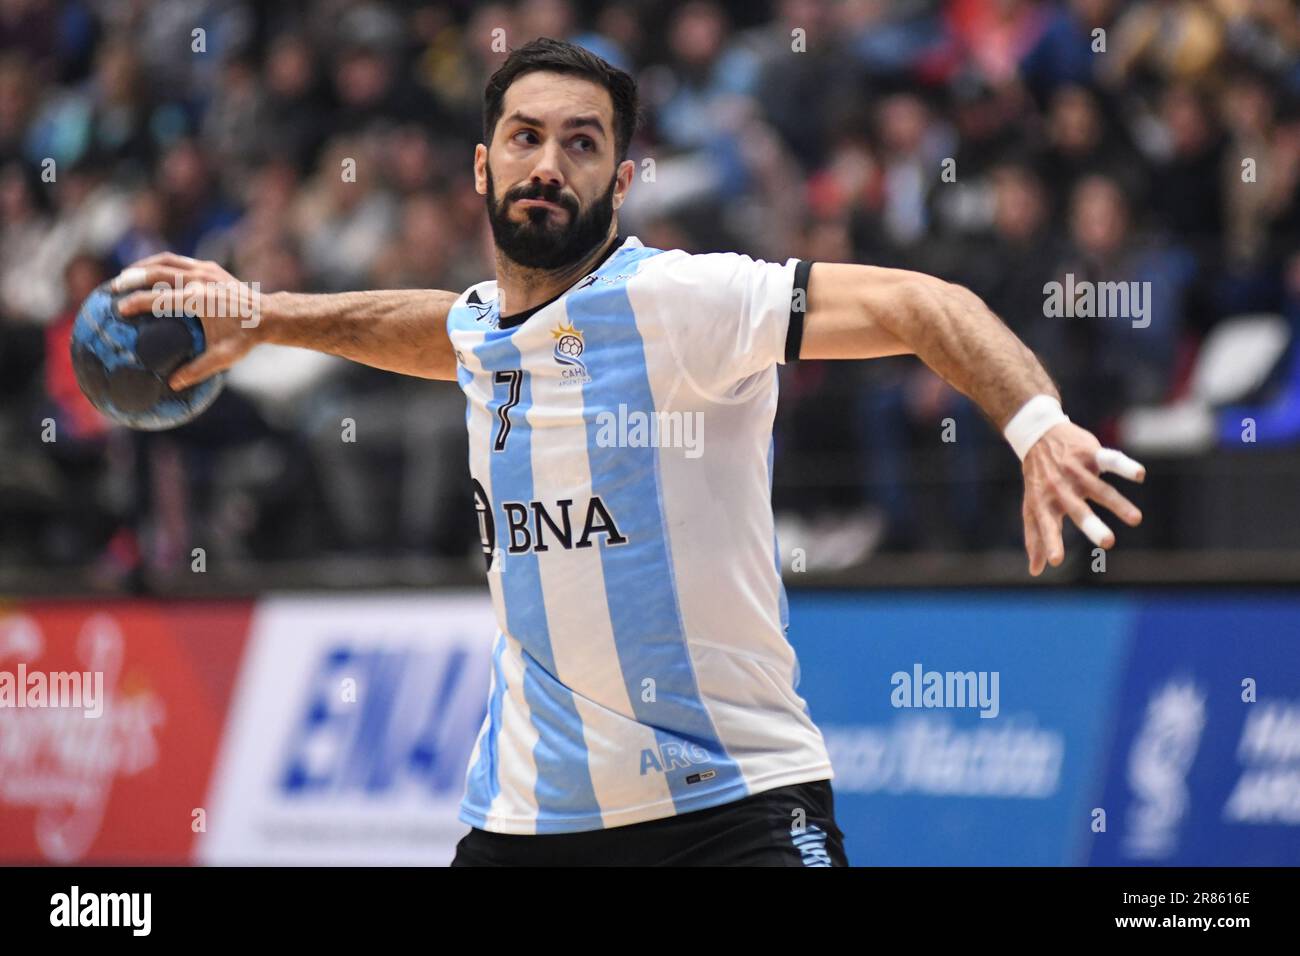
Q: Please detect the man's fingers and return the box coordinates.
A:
[1077,512,1115,549]
[117,287,188,318]
[1035,502,1064,568]
[113,266,209,299]
[116,290,158,317]
[1021,435,1144,578]
[110,267,149,293]
[1060,488,1116,549]
[111,254,201,291]
[117,252,199,276]
[1074,466,1143,526]
[169,349,229,391]
[1023,504,1043,576]
[117,280,217,318]
[1096,448,1146,483]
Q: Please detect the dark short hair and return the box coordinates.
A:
[483,37,639,163]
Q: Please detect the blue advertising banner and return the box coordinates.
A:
[787,592,1134,866]
[1087,595,1300,866]
[787,591,1300,866]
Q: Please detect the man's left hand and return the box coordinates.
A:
[1021,422,1146,576]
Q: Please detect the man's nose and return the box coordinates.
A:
[528,139,566,189]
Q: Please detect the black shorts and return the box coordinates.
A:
[450,778,849,867]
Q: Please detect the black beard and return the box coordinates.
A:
[486,164,616,270]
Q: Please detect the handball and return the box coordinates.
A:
[69,280,224,430]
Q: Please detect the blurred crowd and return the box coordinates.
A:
[2,0,1299,586]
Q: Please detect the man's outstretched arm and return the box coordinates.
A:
[797,261,1146,576]
[113,253,460,385]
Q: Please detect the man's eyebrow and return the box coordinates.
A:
[505,111,607,137]
[562,114,606,136]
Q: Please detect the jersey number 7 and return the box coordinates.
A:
[493,369,524,452]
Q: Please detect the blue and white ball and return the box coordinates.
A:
[70,281,224,430]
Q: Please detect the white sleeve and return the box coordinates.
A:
[632,250,813,399]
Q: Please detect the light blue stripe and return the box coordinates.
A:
[471,322,599,830]
[571,248,747,813]
[462,631,507,814]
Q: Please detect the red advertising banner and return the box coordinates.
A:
[0,600,252,864]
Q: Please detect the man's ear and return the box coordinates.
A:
[474,144,488,196]
[612,158,635,210]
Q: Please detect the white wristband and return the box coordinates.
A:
[1004,395,1069,461]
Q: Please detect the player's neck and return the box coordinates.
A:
[493,228,620,317]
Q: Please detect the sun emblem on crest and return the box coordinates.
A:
[551,320,590,385]
[551,320,585,363]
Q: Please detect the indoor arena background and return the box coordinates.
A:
[2,0,1299,865]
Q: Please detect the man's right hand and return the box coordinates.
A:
[113,252,265,390]
[115,253,460,382]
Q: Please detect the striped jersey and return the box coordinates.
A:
[446,234,833,834]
